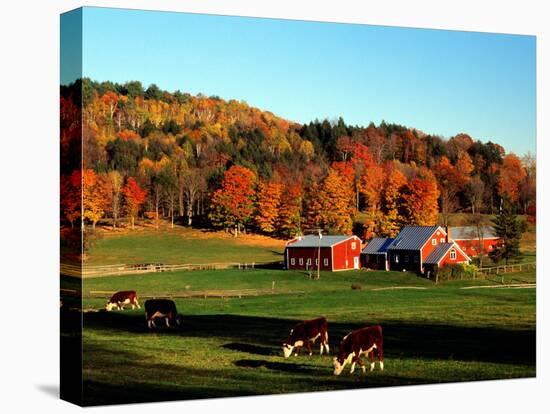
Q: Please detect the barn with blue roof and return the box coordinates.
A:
[361,237,394,270]
[364,225,472,273]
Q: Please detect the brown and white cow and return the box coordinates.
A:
[333,325,384,375]
[105,290,140,311]
[144,299,182,329]
[282,317,329,358]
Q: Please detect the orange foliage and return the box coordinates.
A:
[122,177,147,229]
[82,169,110,228]
[255,181,283,233]
[498,154,526,202]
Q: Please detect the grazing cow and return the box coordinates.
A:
[144,299,182,329]
[282,317,329,358]
[333,325,384,375]
[105,290,140,311]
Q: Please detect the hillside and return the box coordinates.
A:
[60,79,535,242]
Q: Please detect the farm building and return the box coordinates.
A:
[361,225,472,274]
[361,237,394,271]
[386,226,449,273]
[285,234,362,272]
[423,242,471,275]
[448,226,500,257]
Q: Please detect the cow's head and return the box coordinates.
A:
[105,302,115,311]
[332,357,344,376]
[282,343,294,358]
[333,353,353,376]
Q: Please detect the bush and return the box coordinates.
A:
[436,263,478,281]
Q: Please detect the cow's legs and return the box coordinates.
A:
[369,350,376,371]
[377,347,384,371]
[306,341,313,356]
[165,317,170,327]
[350,355,362,374]
[134,298,141,309]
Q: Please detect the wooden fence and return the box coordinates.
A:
[61,261,284,278]
[476,262,536,277]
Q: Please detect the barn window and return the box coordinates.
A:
[324,258,329,266]
[394,255,399,263]
[432,239,436,245]
[450,249,456,260]
[414,255,419,263]
[315,258,319,265]
[489,245,493,250]
[351,242,357,250]
[440,238,445,243]
[299,258,303,265]
[307,258,311,265]
[291,258,295,265]
[404,255,409,263]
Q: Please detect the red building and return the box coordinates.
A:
[422,242,471,276]
[448,226,500,257]
[285,235,362,272]
[385,226,471,274]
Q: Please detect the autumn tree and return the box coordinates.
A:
[255,181,283,234]
[519,153,536,214]
[498,153,526,204]
[122,177,147,229]
[60,170,82,228]
[465,175,485,215]
[319,167,356,234]
[107,170,124,228]
[209,165,256,235]
[434,154,472,225]
[401,174,439,226]
[379,168,407,237]
[82,169,110,229]
[277,184,303,237]
[182,168,206,226]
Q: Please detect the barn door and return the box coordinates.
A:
[354,257,359,269]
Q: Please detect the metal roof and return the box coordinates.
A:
[362,238,394,254]
[286,235,356,248]
[388,226,444,251]
[424,243,455,265]
[449,226,498,240]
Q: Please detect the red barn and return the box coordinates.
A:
[422,242,471,277]
[387,226,451,273]
[285,235,362,272]
[448,226,500,257]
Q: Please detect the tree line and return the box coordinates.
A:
[60,79,536,239]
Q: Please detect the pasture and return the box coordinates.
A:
[85,225,285,266]
[75,269,536,406]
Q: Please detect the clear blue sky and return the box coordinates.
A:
[62,6,536,155]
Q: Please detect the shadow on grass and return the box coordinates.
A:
[83,312,536,367]
[234,359,317,374]
[223,342,277,356]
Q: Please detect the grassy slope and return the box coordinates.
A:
[86,225,285,266]
[77,269,536,406]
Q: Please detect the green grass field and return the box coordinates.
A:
[85,226,285,266]
[64,268,536,406]
[64,217,536,405]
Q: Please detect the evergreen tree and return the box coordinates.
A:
[489,198,524,264]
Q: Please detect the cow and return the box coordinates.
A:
[332,325,384,375]
[282,317,329,358]
[144,299,182,329]
[105,290,140,311]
